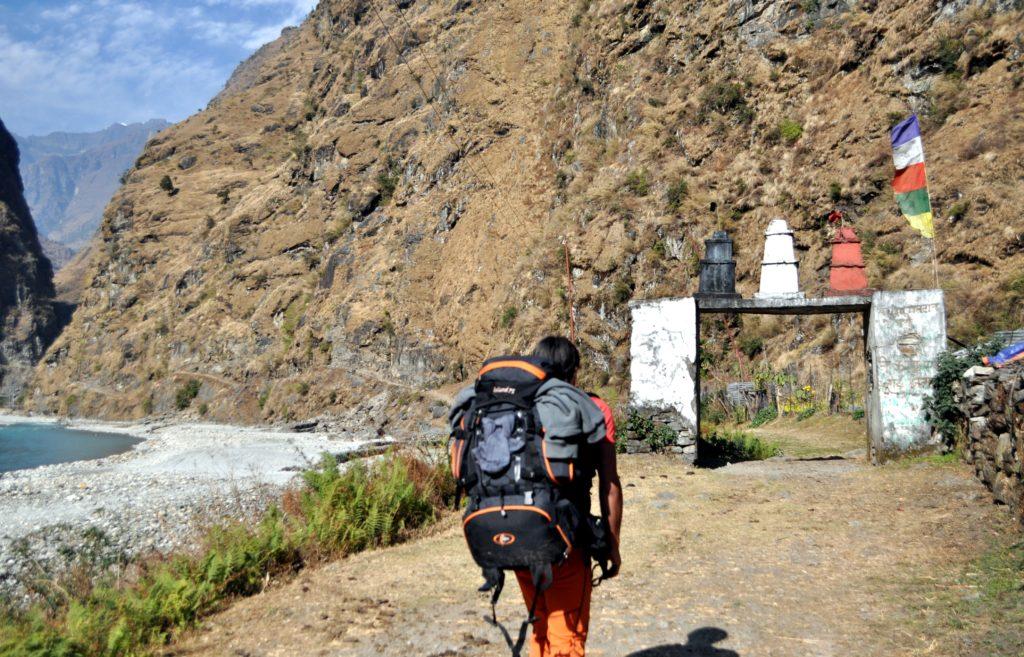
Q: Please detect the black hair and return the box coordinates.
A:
[532,336,580,383]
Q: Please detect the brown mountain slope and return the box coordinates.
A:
[29,0,1024,421]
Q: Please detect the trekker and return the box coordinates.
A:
[448,336,623,657]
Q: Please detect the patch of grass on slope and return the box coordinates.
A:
[0,452,454,657]
[699,429,781,465]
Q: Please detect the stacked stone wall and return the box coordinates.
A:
[957,364,1024,522]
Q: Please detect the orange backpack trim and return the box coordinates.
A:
[462,505,573,552]
[478,359,548,380]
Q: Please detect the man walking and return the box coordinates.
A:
[516,336,622,657]
[450,335,623,656]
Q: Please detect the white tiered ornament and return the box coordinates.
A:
[755,218,804,299]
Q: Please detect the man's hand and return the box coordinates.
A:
[595,440,623,580]
[605,544,622,579]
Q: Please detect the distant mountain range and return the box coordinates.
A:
[15,119,169,260]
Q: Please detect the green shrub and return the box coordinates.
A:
[625,412,677,452]
[159,175,174,193]
[1007,274,1024,298]
[281,295,309,347]
[886,111,906,127]
[931,35,965,74]
[876,240,900,255]
[500,306,518,328]
[624,169,650,196]
[700,429,781,463]
[778,119,803,144]
[829,181,842,202]
[198,403,209,416]
[851,408,865,421]
[739,336,763,359]
[376,158,401,203]
[796,406,817,421]
[612,278,633,305]
[0,453,450,657]
[925,340,999,448]
[701,82,745,114]
[700,396,727,426]
[666,178,688,211]
[948,199,970,221]
[750,405,778,428]
[174,379,201,411]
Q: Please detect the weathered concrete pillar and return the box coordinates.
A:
[866,289,946,462]
[628,297,699,461]
[756,218,804,299]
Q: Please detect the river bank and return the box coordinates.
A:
[0,413,387,603]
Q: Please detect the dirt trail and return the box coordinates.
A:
[173,451,1017,657]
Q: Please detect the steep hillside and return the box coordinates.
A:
[29,0,1024,422]
[0,118,63,405]
[37,236,75,271]
[16,120,170,251]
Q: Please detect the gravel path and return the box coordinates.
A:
[0,413,381,602]
[175,453,1019,657]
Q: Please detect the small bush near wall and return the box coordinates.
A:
[698,429,781,466]
[625,411,677,452]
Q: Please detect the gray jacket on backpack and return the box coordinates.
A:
[448,378,607,451]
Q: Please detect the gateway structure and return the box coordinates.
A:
[629,225,946,464]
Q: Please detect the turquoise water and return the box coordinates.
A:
[0,423,142,473]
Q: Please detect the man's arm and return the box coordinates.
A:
[597,440,623,577]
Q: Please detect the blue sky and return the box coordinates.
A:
[0,0,317,137]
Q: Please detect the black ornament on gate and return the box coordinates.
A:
[696,231,740,298]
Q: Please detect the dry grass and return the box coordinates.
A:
[746,414,867,458]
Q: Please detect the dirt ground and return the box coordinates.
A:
[171,437,1020,657]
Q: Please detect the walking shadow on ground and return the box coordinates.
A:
[626,627,739,657]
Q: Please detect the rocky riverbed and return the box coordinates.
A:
[0,413,386,604]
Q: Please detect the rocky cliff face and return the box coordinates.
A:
[16,120,170,252]
[28,0,1024,422]
[0,118,63,405]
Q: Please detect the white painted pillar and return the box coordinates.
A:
[629,298,699,446]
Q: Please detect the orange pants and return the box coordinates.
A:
[515,551,592,657]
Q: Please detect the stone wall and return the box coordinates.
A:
[957,364,1024,522]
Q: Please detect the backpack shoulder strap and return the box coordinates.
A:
[481,564,550,657]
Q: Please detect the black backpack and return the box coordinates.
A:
[449,356,591,654]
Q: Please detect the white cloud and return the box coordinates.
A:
[0,0,316,135]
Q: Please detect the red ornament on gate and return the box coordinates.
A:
[828,226,871,296]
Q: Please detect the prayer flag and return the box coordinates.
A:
[890,115,935,238]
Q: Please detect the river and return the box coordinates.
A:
[0,423,141,473]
